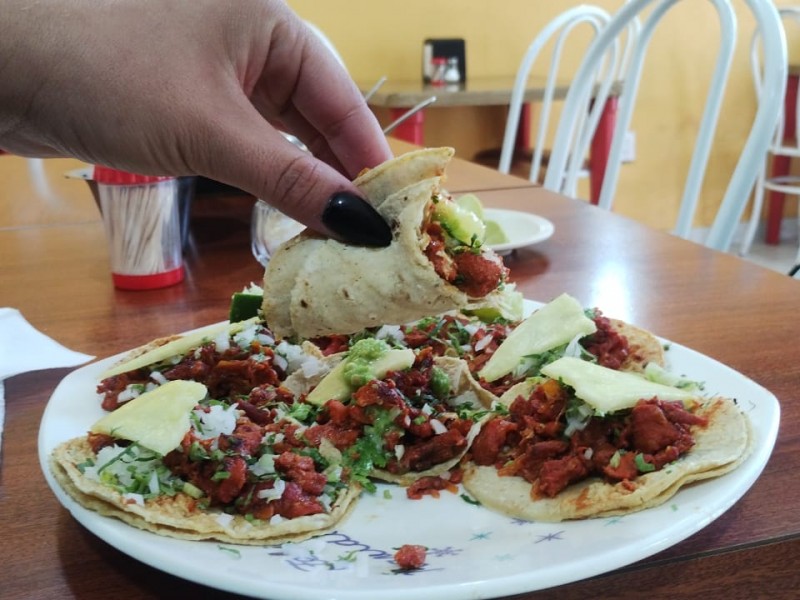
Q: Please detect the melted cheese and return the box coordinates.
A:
[541,356,698,415]
[479,293,597,382]
[90,380,208,455]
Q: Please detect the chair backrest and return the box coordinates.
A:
[546,0,786,253]
[499,5,625,196]
[751,7,800,159]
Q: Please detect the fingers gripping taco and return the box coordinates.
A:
[262,148,509,340]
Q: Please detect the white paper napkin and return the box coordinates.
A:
[0,307,95,459]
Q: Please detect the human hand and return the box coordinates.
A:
[0,0,393,245]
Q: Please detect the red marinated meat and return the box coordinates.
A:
[394,544,427,570]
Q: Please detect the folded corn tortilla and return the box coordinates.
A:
[263,147,499,340]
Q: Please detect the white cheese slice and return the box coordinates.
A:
[478,293,597,382]
[541,356,698,415]
[90,380,208,455]
[101,317,259,378]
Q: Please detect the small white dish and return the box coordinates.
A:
[484,208,555,254]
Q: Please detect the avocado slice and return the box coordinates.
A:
[306,348,415,406]
[91,380,208,455]
[478,293,597,382]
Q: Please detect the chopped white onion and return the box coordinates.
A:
[474,333,494,353]
[149,370,168,385]
[430,419,448,435]
[256,479,286,501]
[233,324,258,348]
[272,353,288,372]
[192,404,238,440]
[214,331,231,353]
[464,323,480,336]
[564,332,585,358]
[249,453,277,477]
[375,324,405,344]
[274,341,303,371]
[148,470,160,495]
[394,444,406,460]
[256,332,275,346]
[117,385,142,403]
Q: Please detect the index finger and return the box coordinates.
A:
[289,26,393,178]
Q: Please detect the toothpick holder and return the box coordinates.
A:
[94,166,185,290]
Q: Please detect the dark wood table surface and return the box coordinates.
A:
[1,148,799,599]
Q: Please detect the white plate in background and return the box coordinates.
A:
[484,208,555,254]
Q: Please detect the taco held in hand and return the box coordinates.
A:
[262,148,509,340]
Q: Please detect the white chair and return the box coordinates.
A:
[740,7,800,270]
[499,5,632,197]
[546,0,787,253]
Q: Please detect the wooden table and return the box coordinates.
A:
[2,149,800,600]
[361,75,619,204]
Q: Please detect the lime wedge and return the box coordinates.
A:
[484,219,509,245]
[455,193,485,220]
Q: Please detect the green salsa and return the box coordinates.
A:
[343,338,391,387]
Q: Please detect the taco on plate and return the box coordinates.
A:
[262,148,509,340]
[50,380,360,545]
[470,293,667,398]
[95,318,325,417]
[461,357,752,521]
[285,338,496,490]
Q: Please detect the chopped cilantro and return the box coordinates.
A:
[635,453,656,473]
[460,493,481,506]
[217,545,242,560]
[288,401,317,422]
[341,407,399,492]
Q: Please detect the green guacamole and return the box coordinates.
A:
[343,338,391,387]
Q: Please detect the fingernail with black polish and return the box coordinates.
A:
[322,192,392,247]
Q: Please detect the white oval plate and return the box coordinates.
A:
[38,302,779,600]
[484,208,555,254]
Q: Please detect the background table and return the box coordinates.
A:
[1,149,799,599]
[361,76,619,204]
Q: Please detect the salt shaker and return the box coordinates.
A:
[444,57,461,84]
[94,166,184,290]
